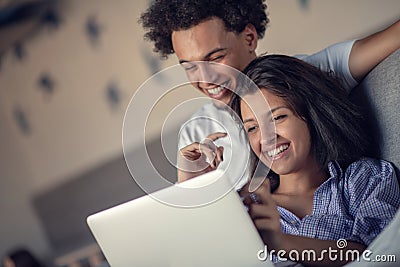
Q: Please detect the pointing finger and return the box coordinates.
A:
[206,132,227,142]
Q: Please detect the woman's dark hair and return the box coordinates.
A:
[230,54,368,174]
[5,248,44,267]
[139,0,268,58]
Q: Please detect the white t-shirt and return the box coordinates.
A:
[178,40,358,190]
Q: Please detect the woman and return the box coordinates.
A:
[228,54,400,266]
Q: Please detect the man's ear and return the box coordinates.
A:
[243,24,258,52]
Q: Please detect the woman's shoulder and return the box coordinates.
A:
[347,157,394,173]
[344,157,396,185]
[337,158,398,207]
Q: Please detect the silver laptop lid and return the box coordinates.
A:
[87,170,272,267]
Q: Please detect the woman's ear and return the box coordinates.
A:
[242,23,258,52]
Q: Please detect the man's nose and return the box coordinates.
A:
[192,63,219,88]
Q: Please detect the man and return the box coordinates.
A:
[140,0,399,188]
[140,1,400,266]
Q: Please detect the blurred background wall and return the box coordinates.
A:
[0,0,398,265]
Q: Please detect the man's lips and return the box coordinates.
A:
[202,81,232,100]
[206,85,226,98]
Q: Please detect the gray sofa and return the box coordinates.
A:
[346,48,400,265]
[350,48,400,177]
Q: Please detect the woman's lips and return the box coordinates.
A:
[264,143,290,160]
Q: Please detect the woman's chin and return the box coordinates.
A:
[259,156,273,169]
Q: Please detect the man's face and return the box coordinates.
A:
[171,17,257,105]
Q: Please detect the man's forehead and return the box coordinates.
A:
[171,19,234,61]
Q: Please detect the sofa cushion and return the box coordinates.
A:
[349,49,400,178]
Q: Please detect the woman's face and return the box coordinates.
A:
[241,88,314,175]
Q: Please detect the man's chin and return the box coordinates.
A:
[210,91,233,109]
[211,97,231,109]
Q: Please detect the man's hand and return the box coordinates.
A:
[177,132,226,183]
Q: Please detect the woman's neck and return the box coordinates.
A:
[274,159,329,195]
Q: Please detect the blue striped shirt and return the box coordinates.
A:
[278,158,400,246]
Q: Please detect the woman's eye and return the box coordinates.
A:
[247,125,258,133]
[273,115,287,121]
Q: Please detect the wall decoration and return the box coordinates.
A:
[106,81,122,111]
[41,8,62,30]
[0,0,65,67]
[14,42,26,61]
[299,0,309,10]
[0,51,3,71]
[85,15,103,46]
[140,44,163,83]
[38,72,56,99]
[13,106,31,135]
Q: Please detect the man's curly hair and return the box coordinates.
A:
[139,0,269,59]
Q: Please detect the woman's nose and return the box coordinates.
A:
[259,121,276,145]
[260,130,277,147]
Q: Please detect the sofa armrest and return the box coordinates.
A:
[349,49,400,177]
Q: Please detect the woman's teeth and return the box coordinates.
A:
[268,144,289,157]
[207,86,224,95]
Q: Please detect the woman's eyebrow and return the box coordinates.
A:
[269,106,287,115]
[242,106,288,124]
[243,118,255,124]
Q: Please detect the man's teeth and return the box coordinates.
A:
[267,144,289,157]
[207,86,224,95]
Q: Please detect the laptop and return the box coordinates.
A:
[87,170,273,267]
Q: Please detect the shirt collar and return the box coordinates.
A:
[327,160,343,181]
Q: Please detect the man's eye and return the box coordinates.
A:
[273,115,287,121]
[182,63,196,71]
[210,55,224,62]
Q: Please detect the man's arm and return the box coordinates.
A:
[349,19,400,81]
[299,19,400,92]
